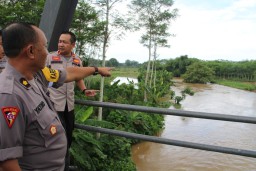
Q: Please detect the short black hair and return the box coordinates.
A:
[2,22,37,57]
[0,30,2,36]
[61,31,76,44]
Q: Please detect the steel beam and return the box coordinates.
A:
[39,0,78,52]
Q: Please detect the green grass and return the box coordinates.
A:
[111,67,139,79]
[215,79,256,91]
[84,67,139,86]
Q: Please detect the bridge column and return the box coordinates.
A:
[39,0,78,52]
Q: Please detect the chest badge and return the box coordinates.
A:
[50,125,57,135]
[1,107,20,128]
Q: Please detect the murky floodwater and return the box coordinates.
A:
[132,79,256,171]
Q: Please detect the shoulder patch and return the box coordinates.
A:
[20,78,31,89]
[41,67,60,82]
[1,107,20,128]
[72,58,81,66]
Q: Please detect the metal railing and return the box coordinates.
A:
[75,99,256,158]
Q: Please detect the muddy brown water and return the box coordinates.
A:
[132,79,256,171]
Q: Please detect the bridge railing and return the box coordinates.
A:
[75,99,256,158]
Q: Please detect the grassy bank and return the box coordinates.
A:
[111,67,139,79]
[215,79,256,91]
[83,67,139,87]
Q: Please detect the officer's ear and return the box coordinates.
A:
[26,45,35,59]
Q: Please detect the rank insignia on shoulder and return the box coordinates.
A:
[20,78,31,89]
[73,58,80,63]
[1,107,20,128]
[72,58,81,66]
[50,125,57,135]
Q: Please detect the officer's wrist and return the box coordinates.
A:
[93,66,99,75]
[82,88,87,94]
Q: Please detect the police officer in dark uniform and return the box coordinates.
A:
[0,22,111,171]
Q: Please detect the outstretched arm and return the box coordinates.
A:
[65,67,112,83]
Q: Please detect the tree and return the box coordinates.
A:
[128,0,178,101]
[125,59,139,67]
[71,1,105,61]
[89,0,133,138]
[0,0,45,28]
[107,58,119,67]
[183,62,215,83]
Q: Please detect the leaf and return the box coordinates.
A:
[81,106,93,122]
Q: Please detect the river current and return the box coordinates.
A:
[132,79,256,171]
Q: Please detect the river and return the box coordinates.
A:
[132,79,256,171]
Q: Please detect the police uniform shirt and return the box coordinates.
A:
[0,56,7,73]
[0,63,67,171]
[46,51,83,112]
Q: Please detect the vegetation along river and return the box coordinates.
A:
[132,79,256,171]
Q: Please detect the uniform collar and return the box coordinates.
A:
[57,50,76,58]
[4,62,33,90]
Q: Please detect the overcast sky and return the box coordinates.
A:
[107,0,256,63]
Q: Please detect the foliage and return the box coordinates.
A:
[71,129,106,170]
[206,60,256,82]
[106,110,164,143]
[164,55,200,77]
[173,87,194,105]
[182,62,215,83]
[181,87,195,96]
[110,67,139,78]
[71,1,105,58]
[97,135,136,171]
[125,59,140,67]
[106,58,119,67]
[0,0,45,27]
[174,96,183,104]
[138,69,173,106]
[72,66,172,170]
[128,0,178,101]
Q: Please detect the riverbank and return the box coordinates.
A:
[111,68,256,92]
[215,79,256,91]
[111,67,139,79]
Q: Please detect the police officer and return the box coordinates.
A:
[0,22,111,171]
[46,31,99,170]
[0,30,7,73]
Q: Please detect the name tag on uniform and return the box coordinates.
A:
[34,101,45,114]
[51,56,63,64]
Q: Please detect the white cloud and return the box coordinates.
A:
[107,0,256,63]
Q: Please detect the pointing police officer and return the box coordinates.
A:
[46,31,99,170]
[0,22,111,171]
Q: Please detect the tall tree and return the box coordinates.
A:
[128,0,178,101]
[71,1,105,59]
[90,0,132,135]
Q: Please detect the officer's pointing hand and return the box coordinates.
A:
[98,67,113,77]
